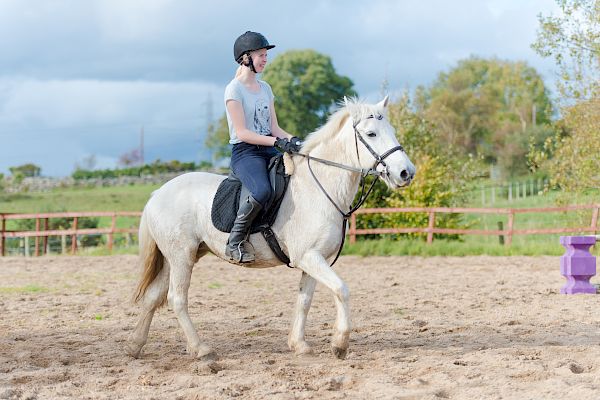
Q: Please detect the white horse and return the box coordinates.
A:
[126,97,415,360]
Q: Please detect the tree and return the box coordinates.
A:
[261,49,356,137]
[205,114,231,160]
[532,0,600,101]
[118,149,142,167]
[9,163,41,178]
[418,57,553,176]
[528,1,600,199]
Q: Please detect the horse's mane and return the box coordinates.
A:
[301,98,382,153]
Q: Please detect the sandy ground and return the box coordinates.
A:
[1,255,600,399]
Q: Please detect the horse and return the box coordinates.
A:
[126,96,416,360]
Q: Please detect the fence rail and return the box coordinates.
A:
[0,211,142,256]
[1,205,599,256]
[349,204,600,245]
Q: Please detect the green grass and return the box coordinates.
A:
[0,284,49,294]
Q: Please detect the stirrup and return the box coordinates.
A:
[228,239,256,264]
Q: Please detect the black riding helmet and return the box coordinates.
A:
[233,31,275,64]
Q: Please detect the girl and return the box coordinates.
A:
[224,31,301,263]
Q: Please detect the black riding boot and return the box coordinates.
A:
[225,195,262,263]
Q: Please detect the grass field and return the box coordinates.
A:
[1,180,598,256]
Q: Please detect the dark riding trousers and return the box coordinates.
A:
[230,142,279,208]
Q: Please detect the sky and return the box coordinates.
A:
[0,0,561,177]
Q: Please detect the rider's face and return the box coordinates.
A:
[250,49,268,73]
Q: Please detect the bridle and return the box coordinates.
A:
[293,113,406,266]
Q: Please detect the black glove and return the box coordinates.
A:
[289,136,302,152]
[274,137,302,154]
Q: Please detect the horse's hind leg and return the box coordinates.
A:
[167,248,214,360]
[126,261,170,358]
[297,250,351,359]
[288,272,317,356]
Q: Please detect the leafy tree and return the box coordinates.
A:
[9,163,41,178]
[205,114,231,160]
[532,0,600,101]
[528,0,600,199]
[528,98,600,201]
[418,57,553,176]
[262,49,356,137]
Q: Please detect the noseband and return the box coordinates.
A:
[294,114,406,266]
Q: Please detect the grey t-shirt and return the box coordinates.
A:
[224,78,275,145]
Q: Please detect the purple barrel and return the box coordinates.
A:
[560,236,597,294]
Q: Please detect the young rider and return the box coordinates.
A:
[224,31,302,263]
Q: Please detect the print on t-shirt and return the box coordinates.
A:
[253,99,271,135]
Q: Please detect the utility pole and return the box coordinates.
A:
[140,126,144,166]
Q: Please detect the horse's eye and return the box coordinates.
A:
[367,131,377,138]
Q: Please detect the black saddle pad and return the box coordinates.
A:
[211,154,290,234]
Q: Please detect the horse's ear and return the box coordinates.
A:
[377,95,389,109]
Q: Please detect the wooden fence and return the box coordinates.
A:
[1,205,599,256]
[349,204,600,245]
[0,211,141,256]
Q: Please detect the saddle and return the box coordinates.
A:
[211,154,291,266]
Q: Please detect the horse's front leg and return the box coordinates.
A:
[297,250,350,359]
[288,271,317,356]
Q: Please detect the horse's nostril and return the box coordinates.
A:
[400,169,409,180]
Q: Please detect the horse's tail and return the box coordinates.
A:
[133,211,166,306]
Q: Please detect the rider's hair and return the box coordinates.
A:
[234,53,251,78]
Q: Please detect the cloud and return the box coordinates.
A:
[0,78,220,176]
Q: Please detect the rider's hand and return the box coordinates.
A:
[274,137,301,154]
[288,136,302,152]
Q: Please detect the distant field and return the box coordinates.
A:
[0,184,159,213]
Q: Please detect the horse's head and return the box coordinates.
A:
[345,96,416,189]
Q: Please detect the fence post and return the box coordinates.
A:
[34,218,40,257]
[427,211,436,244]
[591,206,599,234]
[108,214,116,252]
[0,215,4,257]
[71,217,78,254]
[506,211,514,246]
[497,221,505,245]
[43,218,49,255]
[350,213,356,244]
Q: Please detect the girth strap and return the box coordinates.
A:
[261,227,291,268]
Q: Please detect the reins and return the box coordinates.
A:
[293,115,405,267]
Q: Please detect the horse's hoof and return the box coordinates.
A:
[125,342,142,359]
[332,346,348,360]
[293,342,314,357]
[197,347,218,361]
